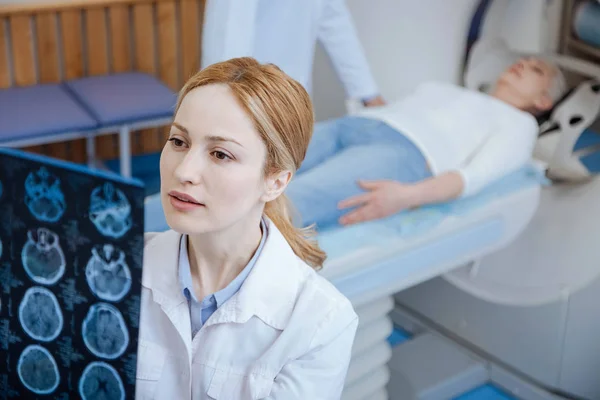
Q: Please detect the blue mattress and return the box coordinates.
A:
[319,165,545,301]
[318,165,546,261]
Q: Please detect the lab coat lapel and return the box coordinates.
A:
[143,230,192,352]
[204,219,304,330]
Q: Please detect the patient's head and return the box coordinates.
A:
[493,57,567,115]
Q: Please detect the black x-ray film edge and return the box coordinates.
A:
[0,148,145,400]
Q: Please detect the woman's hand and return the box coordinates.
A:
[337,180,419,226]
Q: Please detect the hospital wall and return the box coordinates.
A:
[312,0,566,121]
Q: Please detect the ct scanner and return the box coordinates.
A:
[312,0,600,399]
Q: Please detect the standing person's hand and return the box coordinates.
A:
[362,95,386,108]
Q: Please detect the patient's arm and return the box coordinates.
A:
[337,115,537,225]
[455,114,538,197]
[337,173,463,225]
[410,171,464,204]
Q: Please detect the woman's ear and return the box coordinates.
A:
[262,170,292,202]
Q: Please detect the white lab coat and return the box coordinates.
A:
[136,219,359,399]
[201,0,379,100]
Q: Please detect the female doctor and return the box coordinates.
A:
[136,57,359,399]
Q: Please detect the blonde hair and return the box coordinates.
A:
[176,57,326,270]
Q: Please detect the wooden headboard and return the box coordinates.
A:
[0,0,206,163]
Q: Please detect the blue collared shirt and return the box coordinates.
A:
[178,219,268,337]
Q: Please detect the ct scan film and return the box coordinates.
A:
[0,148,145,399]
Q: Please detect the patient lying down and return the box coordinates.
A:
[285,58,568,229]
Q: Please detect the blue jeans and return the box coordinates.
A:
[286,117,431,230]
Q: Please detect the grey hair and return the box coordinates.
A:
[544,60,568,104]
[484,59,569,106]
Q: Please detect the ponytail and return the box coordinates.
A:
[182,58,326,268]
[264,194,326,270]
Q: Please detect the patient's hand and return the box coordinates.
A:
[337,180,419,226]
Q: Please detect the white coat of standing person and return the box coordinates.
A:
[201,0,386,107]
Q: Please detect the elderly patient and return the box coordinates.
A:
[286,57,567,229]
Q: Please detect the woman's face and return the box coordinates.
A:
[160,84,271,235]
[497,57,557,111]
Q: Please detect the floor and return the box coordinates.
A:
[388,327,517,400]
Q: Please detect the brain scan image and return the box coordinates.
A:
[24,167,66,223]
[89,183,132,239]
[79,361,125,400]
[85,244,132,302]
[17,345,60,395]
[21,228,66,285]
[19,287,63,341]
[82,303,129,359]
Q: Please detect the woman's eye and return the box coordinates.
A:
[212,151,231,161]
[168,138,186,148]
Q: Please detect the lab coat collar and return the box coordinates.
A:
[143,229,187,311]
[143,218,305,331]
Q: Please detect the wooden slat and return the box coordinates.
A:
[60,9,86,163]
[10,15,35,86]
[157,1,177,89]
[0,19,9,88]
[36,12,69,160]
[95,3,133,161]
[109,4,131,73]
[132,3,155,74]
[10,15,45,155]
[197,0,206,72]
[133,2,161,155]
[85,8,109,76]
[179,0,200,85]
[60,10,84,79]
[155,1,180,156]
[85,7,115,160]
[36,13,60,83]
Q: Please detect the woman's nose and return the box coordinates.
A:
[174,153,203,185]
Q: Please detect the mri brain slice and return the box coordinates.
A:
[21,227,66,285]
[86,244,132,302]
[82,303,129,359]
[24,167,66,222]
[19,287,63,341]
[79,361,125,400]
[17,345,60,395]
[89,183,132,239]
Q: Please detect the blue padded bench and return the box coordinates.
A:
[0,72,176,178]
[0,83,98,149]
[64,72,177,177]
